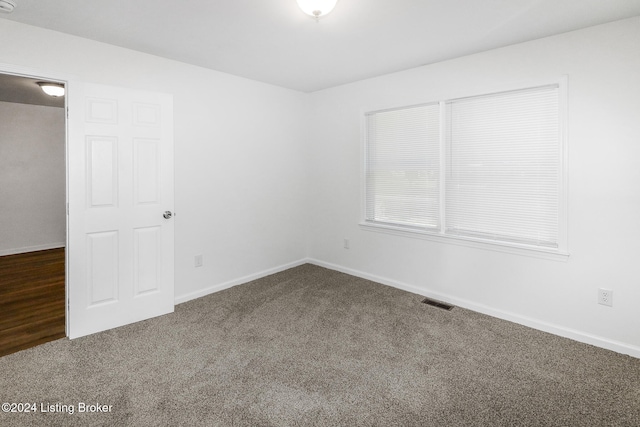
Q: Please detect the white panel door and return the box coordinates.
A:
[68,82,174,339]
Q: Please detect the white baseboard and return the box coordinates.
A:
[306,258,640,359]
[174,258,309,305]
[0,242,66,257]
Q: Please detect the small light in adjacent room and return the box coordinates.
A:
[0,0,16,13]
[37,82,65,97]
[296,0,338,20]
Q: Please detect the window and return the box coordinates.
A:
[364,83,566,254]
[365,103,440,230]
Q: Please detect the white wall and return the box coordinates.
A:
[307,17,640,357]
[0,19,309,301]
[0,101,65,255]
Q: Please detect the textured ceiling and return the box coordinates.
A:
[1,0,640,92]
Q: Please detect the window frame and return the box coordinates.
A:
[360,77,569,261]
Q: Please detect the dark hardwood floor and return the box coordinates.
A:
[0,248,66,357]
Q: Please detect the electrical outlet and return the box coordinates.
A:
[343,238,350,249]
[598,288,613,307]
[194,255,203,268]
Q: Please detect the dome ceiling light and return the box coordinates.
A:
[37,82,66,97]
[296,0,338,21]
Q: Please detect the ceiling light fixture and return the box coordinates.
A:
[296,0,338,20]
[0,0,16,13]
[37,82,65,97]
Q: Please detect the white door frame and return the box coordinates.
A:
[0,63,176,339]
[0,63,74,336]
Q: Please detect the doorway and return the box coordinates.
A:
[0,72,67,356]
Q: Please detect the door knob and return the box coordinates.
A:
[163,211,173,219]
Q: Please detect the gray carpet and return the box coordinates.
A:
[1,264,639,426]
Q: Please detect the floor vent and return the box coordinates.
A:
[421,298,454,311]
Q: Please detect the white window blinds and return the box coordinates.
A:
[363,82,565,253]
[365,104,440,229]
[444,85,560,248]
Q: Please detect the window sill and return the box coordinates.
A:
[359,222,569,262]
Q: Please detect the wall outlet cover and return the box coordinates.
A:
[598,288,613,307]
